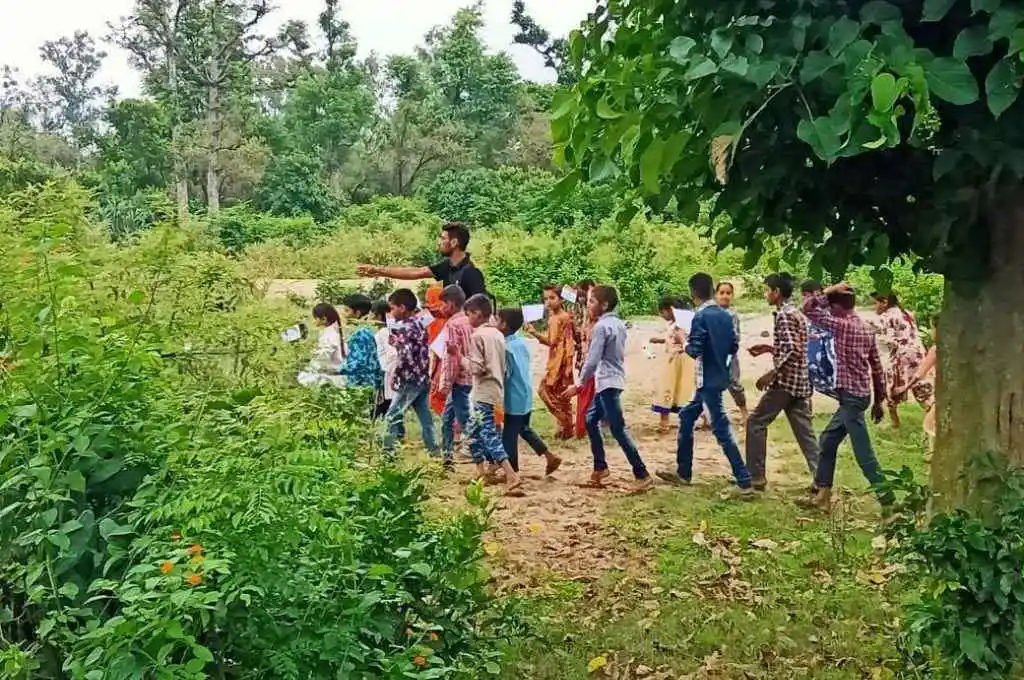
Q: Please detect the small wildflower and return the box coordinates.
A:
[412,655,428,668]
[187,573,203,587]
[161,561,174,575]
[186,544,203,556]
[170,530,182,541]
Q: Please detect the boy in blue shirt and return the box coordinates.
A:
[659,273,754,497]
[497,308,562,476]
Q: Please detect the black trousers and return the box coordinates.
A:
[502,412,549,472]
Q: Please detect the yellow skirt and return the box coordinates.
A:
[652,352,696,414]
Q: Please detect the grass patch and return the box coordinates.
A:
[502,402,931,679]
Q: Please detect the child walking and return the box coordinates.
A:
[382,289,439,458]
[372,300,401,435]
[650,295,696,434]
[659,273,754,497]
[437,285,474,469]
[870,292,933,428]
[498,307,562,475]
[464,294,523,495]
[574,279,597,438]
[566,285,653,493]
[339,293,383,391]
[526,285,577,439]
[715,282,749,424]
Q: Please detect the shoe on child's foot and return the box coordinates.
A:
[577,468,610,489]
[442,459,456,473]
[720,486,757,501]
[627,476,655,495]
[752,479,768,492]
[544,453,563,476]
[656,470,691,487]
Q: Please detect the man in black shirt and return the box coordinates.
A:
[356,222,487,299]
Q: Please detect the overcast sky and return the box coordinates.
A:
[0,0,592,96]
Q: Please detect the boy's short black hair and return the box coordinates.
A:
[464,293,493,317]
[497,307,524,334]
[688,272,715,301]
[343,293,373,317]
[801,279,822,294]
[591,285,619,312]
[443,222,471,250]
[871,291,900,307]
[439,284,467,309]
[828,290,856,310]
[658,295,681,312]
[763,273,794,300]
[371,299,389,322]
[388,288,418,311]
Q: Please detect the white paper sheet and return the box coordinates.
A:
[672,308,695,332]
[418,310,435,326]
[430,330,448,357]
[522,304,545,323]
[280,326,302,343]
[560,286,577,303]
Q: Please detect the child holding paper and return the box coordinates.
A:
[498,307,562,475]
[565,286,653,493]
[339,294,383,391]
[525,285,577,439]
[437,285,474,469]
[650,296,695,434]
[464,294,524,496]
[382,289,438,458]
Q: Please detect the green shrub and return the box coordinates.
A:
[0,183,512,679]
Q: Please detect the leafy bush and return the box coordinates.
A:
[212,205,333,252]
[254,152,340,223]
[884,465,1024,679]
[0,182,513,679]
[420,167,616,230]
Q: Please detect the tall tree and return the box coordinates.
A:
[510,1,573,85]
[33,31,117,147]
[110,0,197,222]
[558,0,1024,512]
[179,0,277,214]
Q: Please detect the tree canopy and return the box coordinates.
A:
[555,0,1024,287]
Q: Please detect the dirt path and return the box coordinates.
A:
[433,312,827,594]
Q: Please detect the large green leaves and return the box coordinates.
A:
[924,57,980,104]
[922,0,958,22]
[985,58,1021,117]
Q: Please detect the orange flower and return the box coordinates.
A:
[187,573,203,587]
[429,632,439,642]
[412,655,428,668]
[186,544,203,556]
[160,561,174,574]
[170,530,182,542]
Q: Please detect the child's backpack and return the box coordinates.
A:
[807,323,838,399]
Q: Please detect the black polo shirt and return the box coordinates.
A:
[428,254,486,299]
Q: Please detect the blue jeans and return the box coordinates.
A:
[441,385,472,461]
[678,387,752,488]
[383,385,438,456]
[502,412,549,472]
[815,391,891,501]
[468,403,507,465]
[586,388,649,480]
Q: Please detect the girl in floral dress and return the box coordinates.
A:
[871,292,933,428]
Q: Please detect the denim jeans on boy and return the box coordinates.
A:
[678,387,752,488]
[502,412,549,472]
[815,390,892,503]
[441,384,472,461]
[586,388,649,479]
[383,384,438,457]
[468,403,507,465]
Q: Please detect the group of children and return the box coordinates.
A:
[304,270,935,511]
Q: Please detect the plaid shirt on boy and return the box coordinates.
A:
[803,292,885,399]
[771,301,812,398]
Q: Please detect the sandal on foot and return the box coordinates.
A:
[545,454,563,476]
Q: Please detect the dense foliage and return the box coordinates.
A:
[0,182,514,679]
[556,0,1024,285]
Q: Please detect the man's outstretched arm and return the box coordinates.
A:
[356,264,433,280]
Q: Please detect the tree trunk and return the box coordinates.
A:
[166,33,189,223]
[205,60,221,215]
[931,189,1024,514]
